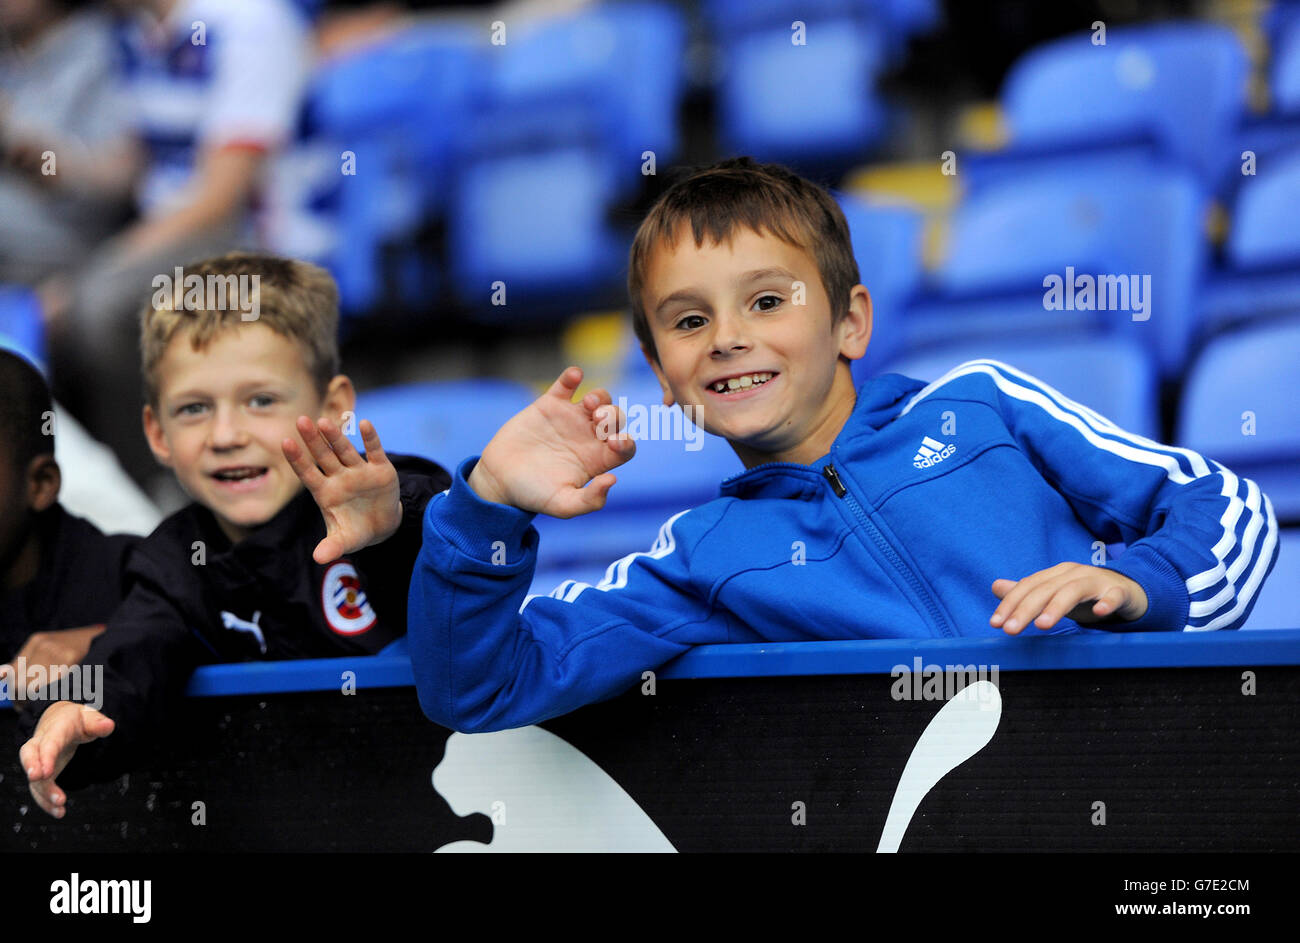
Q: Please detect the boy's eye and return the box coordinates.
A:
[753,294,783,312]
[249,394,277,409]
[675,314,707,330]
[176,403,208,417]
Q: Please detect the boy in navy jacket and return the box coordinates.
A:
[20,253,449,816]
[288,158,1279,734]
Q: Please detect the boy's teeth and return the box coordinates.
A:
[714,372,772,393]
[217,468,265,481]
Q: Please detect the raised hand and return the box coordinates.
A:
[282,416,401,565]
[469,366,636,518]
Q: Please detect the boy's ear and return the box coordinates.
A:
[643,348,676,407]
[25,455,60,513]
[837,285,873,361]
[320,375,357,426]
[142,403,174,468]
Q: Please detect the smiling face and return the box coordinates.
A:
[641,225,871,468]
[143,323,354,544]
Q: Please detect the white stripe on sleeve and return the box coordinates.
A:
[900,360,1275,631]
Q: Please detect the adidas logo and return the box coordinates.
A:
[913,435,955,469]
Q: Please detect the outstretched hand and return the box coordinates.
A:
[21,701,115,818]
[991,562,1149,635]
[469,366,636,517]
[283,415,401,565]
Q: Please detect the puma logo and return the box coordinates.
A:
[219,610,266,654]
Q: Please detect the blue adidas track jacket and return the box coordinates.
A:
[408,360,1280,733]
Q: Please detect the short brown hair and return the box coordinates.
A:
[628,157,860,363]
[140,252,340,406]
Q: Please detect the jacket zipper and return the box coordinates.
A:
[822,463,954,638]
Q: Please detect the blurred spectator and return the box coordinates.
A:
[36,0,311,496]
[0,0,132,284]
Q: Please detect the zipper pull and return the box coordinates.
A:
[823,464,847,497]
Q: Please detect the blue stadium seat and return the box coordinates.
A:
[1241,528,1297,629]
[998,22,1248,187]
[937,167,1201,291]
[0,286,46,372]
[304,23,482,313]
[712,14,888,167]
[880,336,1160,440]
[446,3,687,315]
[876,0,942,58]
[288,0,324,20]
[1264,0,1300,45]
[1274,8,1300,113]
[703,0,939,63]
[1231,114,1300,198]
[1219,8,1300,198]
[1226,149,1300,268]
[902,292,1094,356]
[348,378,535,471]
[912,165,1206,378]
[1177,317,1300,521]
[960,147,1162,199]
[448,147,626,314]
[1200,149,1300,334]
[703,0,877,33]
[837,194,926,382]
[481,3,686,175]
[1198,269,1300,337]
[309,23,481,174]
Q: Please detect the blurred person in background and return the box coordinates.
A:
[14,0,311,504]
[0,0,132,285]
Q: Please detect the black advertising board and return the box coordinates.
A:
[4,631,1298,852]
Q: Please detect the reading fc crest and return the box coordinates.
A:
[321,561,377,635]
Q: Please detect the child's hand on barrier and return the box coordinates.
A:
[469,366,636,518]
[990,563,1150,634]
[283,416,401,565]
[20,701,115,818]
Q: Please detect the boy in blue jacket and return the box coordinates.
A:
[287,158,1280,734]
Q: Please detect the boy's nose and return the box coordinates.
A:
[710,309,751,356]
[208,406,247,449]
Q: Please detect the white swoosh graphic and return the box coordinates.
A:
[877,680,1003,853]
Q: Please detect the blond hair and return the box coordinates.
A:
[140,252,340,406]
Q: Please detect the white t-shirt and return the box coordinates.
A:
[120,0,311,220]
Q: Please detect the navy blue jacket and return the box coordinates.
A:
[22,455,449,788]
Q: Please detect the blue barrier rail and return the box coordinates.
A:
[3,630,1298,705]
